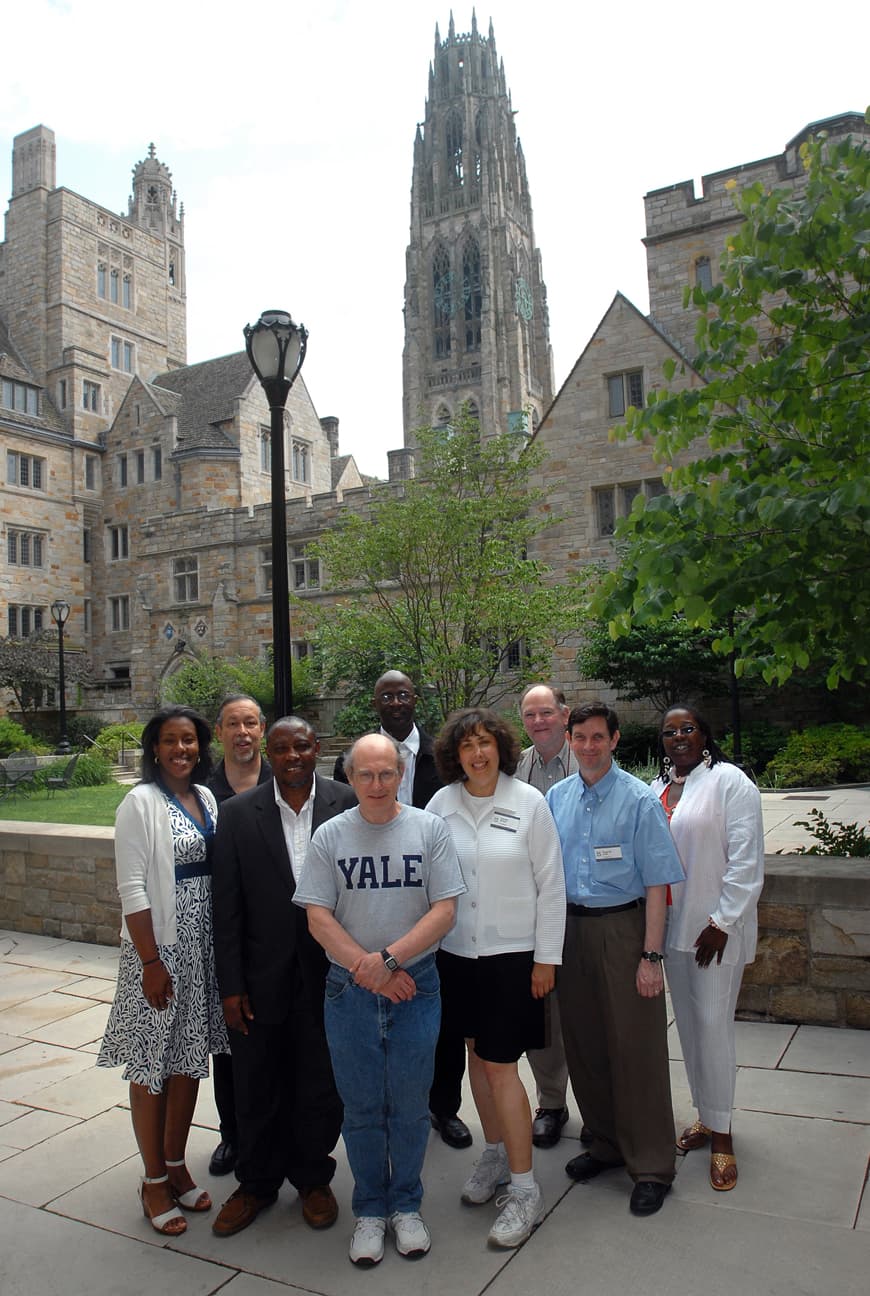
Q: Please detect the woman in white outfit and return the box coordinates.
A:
[651,705,764,1191]
[427,708,565,1249]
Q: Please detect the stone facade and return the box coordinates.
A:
[524,292,705,703]
[1,89,866,724]
[402,14,553,444]
[737,856,870,1029]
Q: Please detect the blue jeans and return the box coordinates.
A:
[324,953,441,1217]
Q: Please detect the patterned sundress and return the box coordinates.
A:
[97,785,229,1094]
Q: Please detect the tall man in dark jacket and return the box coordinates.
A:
[212,716,356,1237]
[333,670,471,1149]
[207,693,272,1177]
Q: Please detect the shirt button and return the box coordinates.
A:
[471,902,477,908]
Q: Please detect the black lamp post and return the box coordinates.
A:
[50,598,71,755]
[243,310,308,718]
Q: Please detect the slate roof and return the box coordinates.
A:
[150,351,254,451]
[0,313,68,435]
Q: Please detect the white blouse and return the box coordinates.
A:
[426,772,566,962]
[651,762,764,965]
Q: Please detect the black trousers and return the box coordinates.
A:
[212,1051,236,1142]
[428,948,467,1118]
[230,964,343,1197]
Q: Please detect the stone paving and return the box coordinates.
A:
[0,790,868,1295]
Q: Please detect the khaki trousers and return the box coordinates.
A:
[558,905,675,1183]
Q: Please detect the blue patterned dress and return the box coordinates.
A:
[98,786,229,1094]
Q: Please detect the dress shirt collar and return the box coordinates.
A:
[272,772,317,816]
[579,761,619,800]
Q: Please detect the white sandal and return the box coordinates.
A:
[166,1158,211,1212]
[140,1173,187,1235]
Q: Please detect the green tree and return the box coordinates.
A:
[576,616,730,712]
[310,413,592,719]
[595,121,870,689]
[163,651,315,722]
[0,634,90,713]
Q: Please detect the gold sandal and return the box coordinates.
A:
[677,1120,711,1152]
[710,1152,738,1191]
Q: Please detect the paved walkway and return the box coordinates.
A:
[1,790,868,1293]
[0,926,868,1296]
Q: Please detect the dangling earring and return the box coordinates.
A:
[663,755,672,773]
[702,749,711,768]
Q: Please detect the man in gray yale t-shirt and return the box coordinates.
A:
[294,734,465,1264]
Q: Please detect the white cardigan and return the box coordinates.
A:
[114,781,218,945]
[651,762,764,965]
[426,772,566,963]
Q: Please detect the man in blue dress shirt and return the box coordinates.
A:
[546,703,685,1217]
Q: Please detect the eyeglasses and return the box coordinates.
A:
[354,769,400,785]
[377,690,414,704]
[662,724,698,738]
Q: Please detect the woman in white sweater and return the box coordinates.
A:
[98,705,227,1235]
[651,705,764,1192]
[427,708,565,1250]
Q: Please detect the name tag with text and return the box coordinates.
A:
[491,809,520,833]
[594,845,623,860]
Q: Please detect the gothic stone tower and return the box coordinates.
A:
[0,127,186,442]
[402,13,554,446]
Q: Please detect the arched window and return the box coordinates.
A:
[695,256,712,292]
[446,111,464,187]
[435,404,452,427]
[462,237,482,351]
[432,246,452,358]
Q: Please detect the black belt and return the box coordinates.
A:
[567,899,644,917]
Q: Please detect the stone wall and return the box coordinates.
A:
[2,826,868,1030]
[0,823,119,946]
[738,856,870,1029]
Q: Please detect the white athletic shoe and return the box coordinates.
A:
[461,1147,510,1205]
[487,1183,545,1248]
[389,1210,431,1258]
[349,1216,386,1266]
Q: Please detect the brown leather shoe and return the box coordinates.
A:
[212,1186,278,1236]
[299,1183,338,1229]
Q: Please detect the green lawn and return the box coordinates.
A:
[0,781,130,826]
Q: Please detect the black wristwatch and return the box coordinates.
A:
[381,948,400,973]
[641,950,665,963]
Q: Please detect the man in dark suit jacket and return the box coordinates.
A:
[212,716,356,1238]
[333,670,471,1150]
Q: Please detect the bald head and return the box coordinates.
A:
[373,671,417,741]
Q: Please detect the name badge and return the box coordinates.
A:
[594,845,623,860]
[491,809,520,833]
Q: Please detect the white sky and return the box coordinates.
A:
[2,1,868,476]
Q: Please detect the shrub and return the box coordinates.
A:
[31,749,113,790]
[763,724,870,788]
[0,715,37,757]
[617,723,660,768]
[92,722,144,763]
[792,809,870,857]
[720,722,789,776]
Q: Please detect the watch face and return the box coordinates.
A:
[515,276,533,321]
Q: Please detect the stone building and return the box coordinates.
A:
[1,36,865,724]
[0,126,362,718]
[525,111,869,709]
[401,12,553,448]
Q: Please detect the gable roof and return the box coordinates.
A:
[151,351,255,450]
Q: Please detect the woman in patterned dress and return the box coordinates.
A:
[98,705,228,1235]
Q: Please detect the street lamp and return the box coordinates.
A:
[50,598,71,755]
[243,310,308,718]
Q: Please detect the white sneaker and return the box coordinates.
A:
[349,1216,386,1266]
[487,1184,545,1248]
[461,1147,510,1204]
[389,1210,431,1258]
